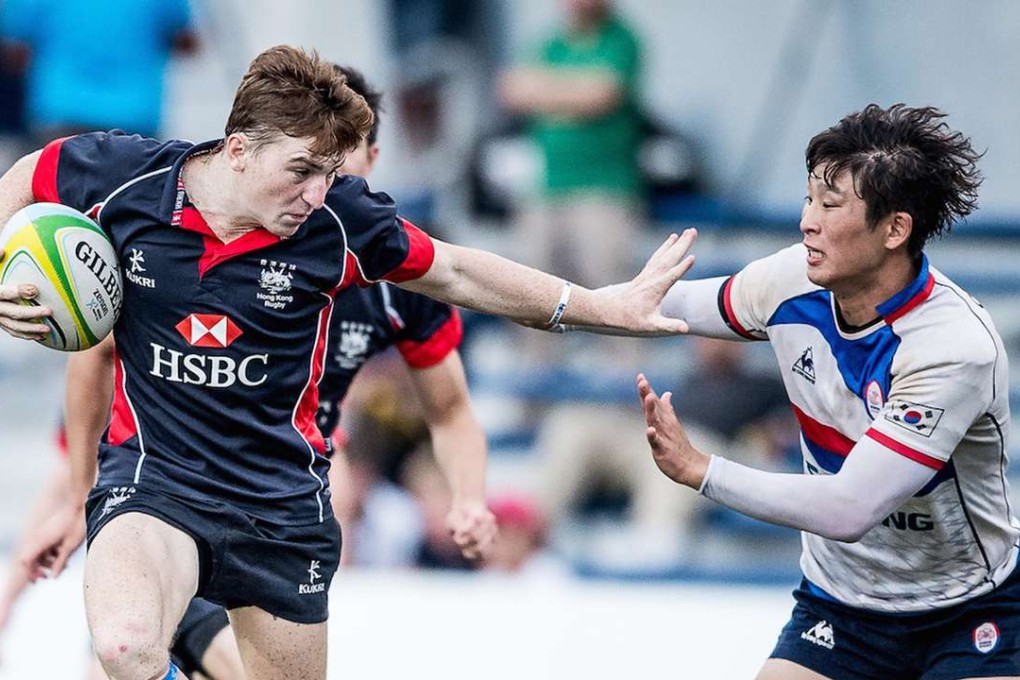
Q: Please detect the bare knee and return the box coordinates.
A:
[92,619,171,680]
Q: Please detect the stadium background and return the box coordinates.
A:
[0,1,1018,677]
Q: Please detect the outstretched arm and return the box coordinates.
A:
[539,260,734,337]
[637,374,936,542]
[400,230,697,337]
[409,351,496,561]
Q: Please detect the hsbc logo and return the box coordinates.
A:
[175,314,243,348]
[150,314,266,388]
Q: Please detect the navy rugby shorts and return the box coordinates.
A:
[85,485,341,624]
[770,572,1020,679]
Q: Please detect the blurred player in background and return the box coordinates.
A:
[317,65,495,568]
[0,45,691,679]
[639,104,1020,679]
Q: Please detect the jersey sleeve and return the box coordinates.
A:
[386,285,463,369]
[720,244,816,340]
[328,177,435,286]
[32,131,168,217]
[863,348,997,469]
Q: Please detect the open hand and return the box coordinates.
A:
[637,372,709,488]
[596,228,698,336]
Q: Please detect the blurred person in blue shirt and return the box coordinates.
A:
[0,0,197,144]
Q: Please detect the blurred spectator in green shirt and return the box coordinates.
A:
[499,0,644,369]
[500,0,644,293]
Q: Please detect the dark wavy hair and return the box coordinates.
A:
[805,103,983,257]
[226,46,373,160]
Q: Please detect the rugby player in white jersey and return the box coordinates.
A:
[638,104,1020,679]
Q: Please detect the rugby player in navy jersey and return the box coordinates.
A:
[0,63,494,680]
[0,45,693,680]
[637,105,1020,679]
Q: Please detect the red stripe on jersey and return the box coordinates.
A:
[107,346,138,446]
[341,250,362,288]
[292,290,338,456]
[32,136,70,203]
[721,276,759,341]
[883,273,935,325]
[791,404,855,456]
[342,220,435,288]
[865,428,944,470]
[383,219,436,283]
[398,308,463,369]
[173,206,282,277]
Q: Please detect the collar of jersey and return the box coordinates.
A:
[875,254,935,325]
[160,138,298,242]
[161,139,286,276]
[160,138,223,223]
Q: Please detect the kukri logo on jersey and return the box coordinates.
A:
[148,314,268,388]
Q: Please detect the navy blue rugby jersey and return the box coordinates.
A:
[315,282,462,441]
[32,131,435,523]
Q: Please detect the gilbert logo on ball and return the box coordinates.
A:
[0,202,122,351]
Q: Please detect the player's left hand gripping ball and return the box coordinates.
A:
[0,203,122,350]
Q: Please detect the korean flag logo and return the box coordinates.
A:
[884,400,945,438]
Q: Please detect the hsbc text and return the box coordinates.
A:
[149,343,268,387]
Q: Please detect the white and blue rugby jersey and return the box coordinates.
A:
[33,132,436,524]
[720,243,1018,612]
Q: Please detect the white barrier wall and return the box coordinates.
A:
[0,562,795,679]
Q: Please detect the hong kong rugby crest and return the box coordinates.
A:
[335,320,373,370]
[257,259,296,310]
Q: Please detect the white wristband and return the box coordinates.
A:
[546,281,572,327]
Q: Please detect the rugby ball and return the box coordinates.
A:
[0,203,122,351]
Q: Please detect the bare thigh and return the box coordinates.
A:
[85,512,200,675]
[228,606,327,680]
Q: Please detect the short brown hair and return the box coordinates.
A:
[226,45,374,160]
